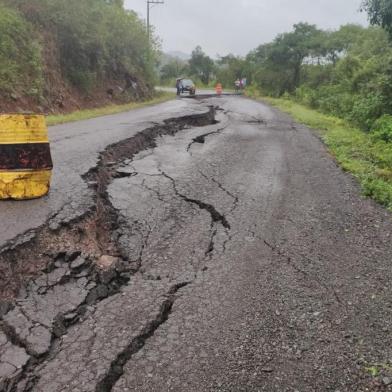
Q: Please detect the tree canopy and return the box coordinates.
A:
[362,0,392,37]
[188,46,215,85]
[200,22,385,132]
[0,0,157,103]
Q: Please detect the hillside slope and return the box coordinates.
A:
[0,0,156,114]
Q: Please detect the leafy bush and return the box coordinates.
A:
[348,93,386,129]
[372,115,392,142]
[362,177,392,209]
[294,86,319,108]
[0,0,156,99]
[67,70,97,93]
[245,22,392,210]
[262,97,392,211]
[0,4,43,95]
[248,24,392,130]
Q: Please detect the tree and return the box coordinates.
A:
[6,0,156,89]
[362,0,392,37]
[215,54,249,87]
[251,23,324,94]
[160,58,187,82]
[0,0,157,102]
[324,25,366,64]
[188,46,215,85]
[274,23,324,90]
[106,0,124,6]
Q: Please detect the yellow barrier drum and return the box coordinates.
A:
[0,114,53,200]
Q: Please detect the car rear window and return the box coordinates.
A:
[182,80,193,86]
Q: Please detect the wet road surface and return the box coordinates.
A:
[1,96,392,391]
[0,99,199,246]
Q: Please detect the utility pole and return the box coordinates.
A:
[147,0,164,43]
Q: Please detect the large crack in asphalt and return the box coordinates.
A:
[95,282,190,392]
[186,123,227,154]
[0,106,218,391]
[197,170,239,214]
[159,170,231,258]
[187,133,239,256]
[159,171,230,230]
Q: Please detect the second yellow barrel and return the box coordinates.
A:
[0,114,53,200]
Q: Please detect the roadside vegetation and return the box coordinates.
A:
[46,92,174,126]
[160,47,250,89]
[0,0,391,210]
[246,23,392,131]
[163,9,392,209]
[159,0,392,210]
[237,1,391,211]
[0,0,158,113]
[0,4,42,99]
[252,94,392,210]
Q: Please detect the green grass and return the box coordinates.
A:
[365,363,392,377]
[46,92,175,126]
[246,90,392,211]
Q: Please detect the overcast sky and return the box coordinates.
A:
[124,0,369,57]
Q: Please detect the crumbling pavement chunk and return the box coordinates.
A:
[0,330,30,388]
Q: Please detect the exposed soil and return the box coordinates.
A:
[0,106,217,391]
[0,34,154,115]
[0,107,216,303]
[2,96,392,392]
[0,81,151,115]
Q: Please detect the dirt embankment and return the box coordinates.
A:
[0,30,153,115]
[1,54,153,114]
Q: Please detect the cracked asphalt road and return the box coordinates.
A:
[1,96,392,391]
[0,99,199,246]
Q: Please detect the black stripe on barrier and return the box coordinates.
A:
[0,143,53,170]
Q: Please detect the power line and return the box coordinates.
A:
[147,0,164,43]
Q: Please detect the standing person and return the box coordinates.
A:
[234,79,240,93]
[176,78,182,96]
[215,82,223,96]
[241,77,247,89]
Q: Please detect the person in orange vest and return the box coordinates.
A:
[216,83,223,96]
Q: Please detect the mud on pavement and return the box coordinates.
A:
[0,106,217,391]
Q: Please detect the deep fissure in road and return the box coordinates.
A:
[161,171,231,230]
[159,170,231,258]
[95,282,190,392]
[0,107,217,299]
[0,107,218,391]
[186,125,226,153]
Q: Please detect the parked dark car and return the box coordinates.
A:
[180,79,196,96]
